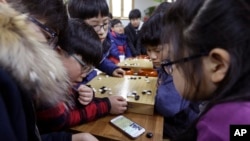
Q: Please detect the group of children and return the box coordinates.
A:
[1,0,249,141]
[105,8,146,64]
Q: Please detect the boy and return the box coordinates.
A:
[0,2,98,141]
[108,19,132,64]
[35,18,127,133]
[67,0,125,78]
[17,0,127,136]
[125,9,146,57]
[140,7,200,139]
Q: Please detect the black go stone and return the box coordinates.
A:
[146,132,153,138]
[135,95,140,100]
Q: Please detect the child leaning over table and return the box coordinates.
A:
[36,19,127,133]
[140,3,200,139]
[108,19,132,64]
[0,2,98,141]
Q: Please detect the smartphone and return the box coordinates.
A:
[110,115,145,139]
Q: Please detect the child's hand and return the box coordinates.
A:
[108,95,127,114]
[112,68,125,77]
[77,85,94,105]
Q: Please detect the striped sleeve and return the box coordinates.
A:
[36,97,111,133]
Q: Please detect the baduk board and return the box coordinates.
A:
[87,74,157,115]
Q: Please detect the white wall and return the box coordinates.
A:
[134,0,159,18]
[107,0,160,26]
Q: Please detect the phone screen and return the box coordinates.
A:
[110,115,145,138]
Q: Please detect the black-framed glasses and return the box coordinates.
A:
[71,55,93,73]
[28,17,58,48]
[161,53,208,75]
[92,23,108,32]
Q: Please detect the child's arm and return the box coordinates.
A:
[36,97,111,132]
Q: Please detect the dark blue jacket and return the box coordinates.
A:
[155,68,200,138]
[81,69,97,84]
[0,68,40,141]
[0,68,72,141]
[108,31,132,64]
[96,36,119,76]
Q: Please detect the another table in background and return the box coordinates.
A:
[118,56,157,77]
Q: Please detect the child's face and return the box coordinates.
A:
[171,57,216,100]
[59,53,92,86]
[169,45,229,100]
[130,18,141,28]
[85,13,109,43]
[146,44,168,68]
[111,23,124,34]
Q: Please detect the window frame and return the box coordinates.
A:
[109,0,134,19]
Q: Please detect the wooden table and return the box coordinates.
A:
[87,74,157,115]
[70,112,164,141]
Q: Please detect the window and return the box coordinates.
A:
[109,0,134,19]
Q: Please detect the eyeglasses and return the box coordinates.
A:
[92,23,108,32]
[71,54,93,73]
[161,53,208,75]
[28,17,58,48]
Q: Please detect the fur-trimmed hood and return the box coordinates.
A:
[0,3,70,108]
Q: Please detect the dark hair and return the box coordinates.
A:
[165,0,250,140]
[110,19,122,28]
[128,9,141,20]
[108,12,113,19]
[152,2,172,16]
[68,0,109,20]
[58,19,102,66]
[20,0,68,35]
[140,13,165,47]
[162,0,204,100]
[140,3,171,47]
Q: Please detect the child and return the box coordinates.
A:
[0,3,98,141]
[162,0,250,140]
[108,19,132,64]
[35,18,127,133]
[125,8,146,57]
[140,4,200,139]
[67,0,125,78]
[17,0,126,139]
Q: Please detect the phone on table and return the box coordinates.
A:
[110,115,145,139]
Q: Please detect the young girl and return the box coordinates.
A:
[162,0,250,140]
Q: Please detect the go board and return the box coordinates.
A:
[87,74,157,115]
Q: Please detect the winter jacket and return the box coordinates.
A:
[0,68,41,141]
[124,22,146,56]
[108,31,132,64]
[96,36,119,75]
[0,5,72,140]
[155,68,200,138]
